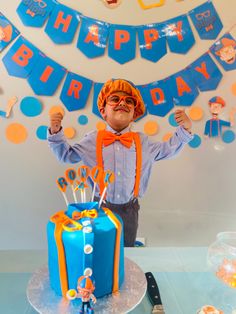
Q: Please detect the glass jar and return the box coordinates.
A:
[208,232,236,289]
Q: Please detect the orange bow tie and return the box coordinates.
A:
[103,131,134,148]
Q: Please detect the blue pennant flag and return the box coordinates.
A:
[210,33,236,71]
[77,16,109,58]
[27,53,66,95]
[2,36,40,78]
[189,1,223,40]
[108,24,136,64]
[45,3,80,44]
[164,14,195,54]
[189,52,222,91]
[60,72,93,111]
[17,0,56,27]
[0,13,20,52]
[137,23,167,63]
[167,68,199,106]
[92,82,103,118]
[138,80,173,117]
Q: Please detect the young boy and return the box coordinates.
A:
[48,79,193,247]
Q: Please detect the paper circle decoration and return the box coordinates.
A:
[162,132,173,142]
[36,125,48,140]
[6,123,28,143]
[78,115,88,125]
[96,121,106,130]
[231,83,236,96]
[49,105,65,116]
[222,130,235,143]
[64,127,76,139]
[144,121,159,136]
[188,106,204,121]
[20,96,43,117]
[168,113,178,127]
[188,134,201,148]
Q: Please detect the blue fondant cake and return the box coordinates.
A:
[47,201,124,298]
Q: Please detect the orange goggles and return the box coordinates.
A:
[106,94,137,108]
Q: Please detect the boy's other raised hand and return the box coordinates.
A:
[174,109,192,133]
[50,112,63,134]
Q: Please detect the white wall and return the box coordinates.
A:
[0,0,236,249]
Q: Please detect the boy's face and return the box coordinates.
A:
[100,91,136,131]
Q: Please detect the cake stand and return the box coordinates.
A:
[27,257,147,314]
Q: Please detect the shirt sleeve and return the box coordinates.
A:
[147,126,193,162]
[47,128,95,164]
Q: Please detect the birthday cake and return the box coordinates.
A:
[47,166,125,299]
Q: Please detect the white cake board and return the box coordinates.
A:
[27,257,147,314]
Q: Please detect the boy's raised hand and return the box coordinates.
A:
[174,109,192,133]
[50,112,63,134]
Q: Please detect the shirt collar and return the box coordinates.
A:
[106,124,131,135]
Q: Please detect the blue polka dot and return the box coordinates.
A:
[168,113,178,127]
[20,97,43,117]
[78,115,88,125]
[36,126,48,140]
[188,134,201,148]
[222,130,235,143]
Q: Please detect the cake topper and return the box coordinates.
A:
[98,170,115,208]
[56,166,114,206]
[90,166,103,202]
[66,275,97,314]
[65,168,77,202]
[56,177,69,205]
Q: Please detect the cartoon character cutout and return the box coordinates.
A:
[102,0,122,8]
[0,21,13,43]
[67,276,97,314]
[215,37,236,65]
[204,96,233,138]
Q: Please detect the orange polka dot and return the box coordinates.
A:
[96,121,106,130]
[49,105,65,116]
[64,127,76,139]
[144,121,159,136]
[162,132,173,142]
[231,83,236,96]
[6,123,28,144]
[188,106,204,121]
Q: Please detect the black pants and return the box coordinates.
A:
[95,197,140,247]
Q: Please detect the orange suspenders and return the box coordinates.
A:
[96,130,142,201]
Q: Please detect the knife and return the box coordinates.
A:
[145,272,165,314]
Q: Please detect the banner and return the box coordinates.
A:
[108,24,136,64]
[137,23,167,62]
[17,0,56,27]
[77,16,109,58]
[164,14,195,54]
[167,68,199,106]
[60,72,93,111]
[27,53,66,95]
[189,0,223,40]
[210,33,236,72]
[0,12,20,52]
[138,79,174,117]
[16,0,224,64]
[45,3,80,44]
[189,53,223,91]
[1,14,236,119]
[2,36,40,78]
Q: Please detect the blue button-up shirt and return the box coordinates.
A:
[47,125,192,204]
